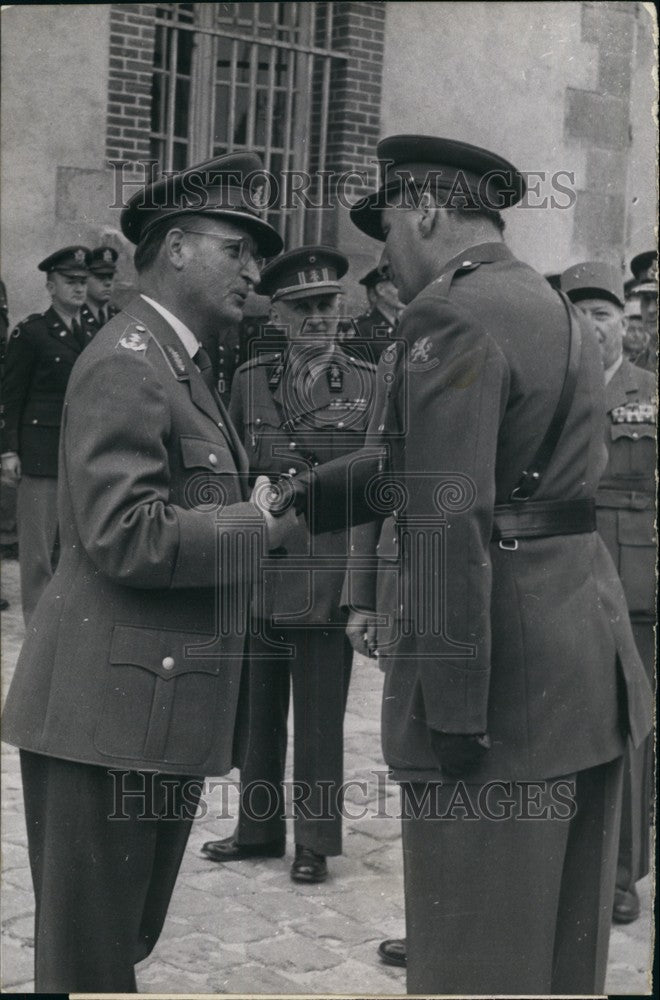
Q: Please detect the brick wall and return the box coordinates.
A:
[106,4,156,164]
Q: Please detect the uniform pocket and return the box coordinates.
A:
[94,624,224,766]
[617,509,656,614]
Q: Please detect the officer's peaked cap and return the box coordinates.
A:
[38,246,91,276]
[560,261,624,308]
[350,134,526,241]
[258,246,348,302]
[120,152,283,258]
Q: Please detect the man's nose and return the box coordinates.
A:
[242,257,261,285]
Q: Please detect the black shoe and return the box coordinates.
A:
[290,844,328,883]
[201,834,285,862]
[613,885,640,924]
[378,938,407,967]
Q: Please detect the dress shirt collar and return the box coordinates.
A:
[140,294,200,358]
[604,352,623,385]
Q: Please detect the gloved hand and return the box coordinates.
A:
[429,730,491,777]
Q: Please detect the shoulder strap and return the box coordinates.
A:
[510,290,582,501]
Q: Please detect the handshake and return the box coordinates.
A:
[249,473,308,550]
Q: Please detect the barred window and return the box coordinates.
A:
[149,2,346,246]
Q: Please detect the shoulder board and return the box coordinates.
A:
[115,322,150,357]
[237,351,283,373]
[433,259,482,296]
[10,313,43,338]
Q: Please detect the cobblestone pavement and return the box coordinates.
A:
[1,556,653,994]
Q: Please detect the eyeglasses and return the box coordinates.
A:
[182,230,265,270]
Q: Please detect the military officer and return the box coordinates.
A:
[0,246,98,621]
[561,261,656,925]
[201,247,376,883]
[629,249,657,372]
[1,153,297,992]
[276,135,653,994]
[82,245,120,330]
[341,265,403,363]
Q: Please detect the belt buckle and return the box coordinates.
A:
[499,538,519,551]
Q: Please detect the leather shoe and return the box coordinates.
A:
[201,834,285,862]
[612,885,640,924]
[378,938,407,967]
[290,844,328,883]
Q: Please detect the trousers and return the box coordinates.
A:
[20,750,200,992]
[401,757,623,995]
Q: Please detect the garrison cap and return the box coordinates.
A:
[38,246,91,277]
[120,152,283,258]
[629,250,657,294]
[359,266,387,288]
[560,261,624,308]
[89,246,118,275]
[350,134,527,241]
[257,246,348,302]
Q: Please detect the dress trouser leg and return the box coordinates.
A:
[402,757,623,996]
[17,474,58,623]
[237,626,352,855]
[20,750,199,993]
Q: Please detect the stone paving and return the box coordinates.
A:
[0,555,654,995]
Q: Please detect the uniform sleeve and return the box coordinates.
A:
[340,519,381,611]
[228,372,245,442]
[399,293,510,733]
[62,349,264,589]
[1,324,36,454]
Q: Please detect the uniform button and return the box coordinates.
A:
[337,421,345,428]
[32,419,38,424]
[162,656,175,671]
[60,331,66,337]
[55,356,60,362]
[462,260,473,267]
[256,417,262,425]
[632,432,639,440]
[289,441,297,450]
[288,467,297,476]
[219,345,224,352]
[313,461,319,467]
[135,325,146,333]
[208,453,218,465]
[378,424,385,432]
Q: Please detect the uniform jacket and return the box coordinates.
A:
[1,305,97,476]
[341,306,397,363]
[338,242,652,783]
[595,358,656,620]
[2,295,264,775]
[230,348,375,625]
[81,301,119,333]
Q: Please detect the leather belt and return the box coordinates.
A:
[595,488,653,511]
[492,498,596,542]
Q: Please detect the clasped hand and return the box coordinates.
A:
[250,475,301,550]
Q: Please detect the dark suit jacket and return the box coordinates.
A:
[1,305,97,476]
[333,242,652,782]
[2,295,264,775]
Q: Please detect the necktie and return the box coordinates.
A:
[71,317,85,349]
[194,346,216,392]
[98,306,106,328]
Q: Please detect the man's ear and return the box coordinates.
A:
[164,228,186,270]
[417,190,438,237]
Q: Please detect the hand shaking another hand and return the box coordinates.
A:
[250,475,301,551]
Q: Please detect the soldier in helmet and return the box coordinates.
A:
[0,246,97,620]
[201,246,376,884]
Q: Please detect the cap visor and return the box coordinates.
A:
[273,282,342,301]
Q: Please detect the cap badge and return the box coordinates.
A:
[410,335,432,363]
[103,249,113,263]
[251,182,268,210]
[74,249,86,264]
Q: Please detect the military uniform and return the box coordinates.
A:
[1,247,96,620]
[1,153,283,991]
[225,248,376,862]
[81,300,119,332]
[300,136,653,994]
[83,245,121,332]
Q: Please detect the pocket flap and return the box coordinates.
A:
[180,436,230,471]
[110,624,222,679]
[617,509,656,546]
[611,423,655,442]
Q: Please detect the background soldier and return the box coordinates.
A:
[0,246,97,621]
[560,261,656,925]
[629,250,657,372]
[202,247,376,883]
[340,265,403,362]
[83,245,120,330]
